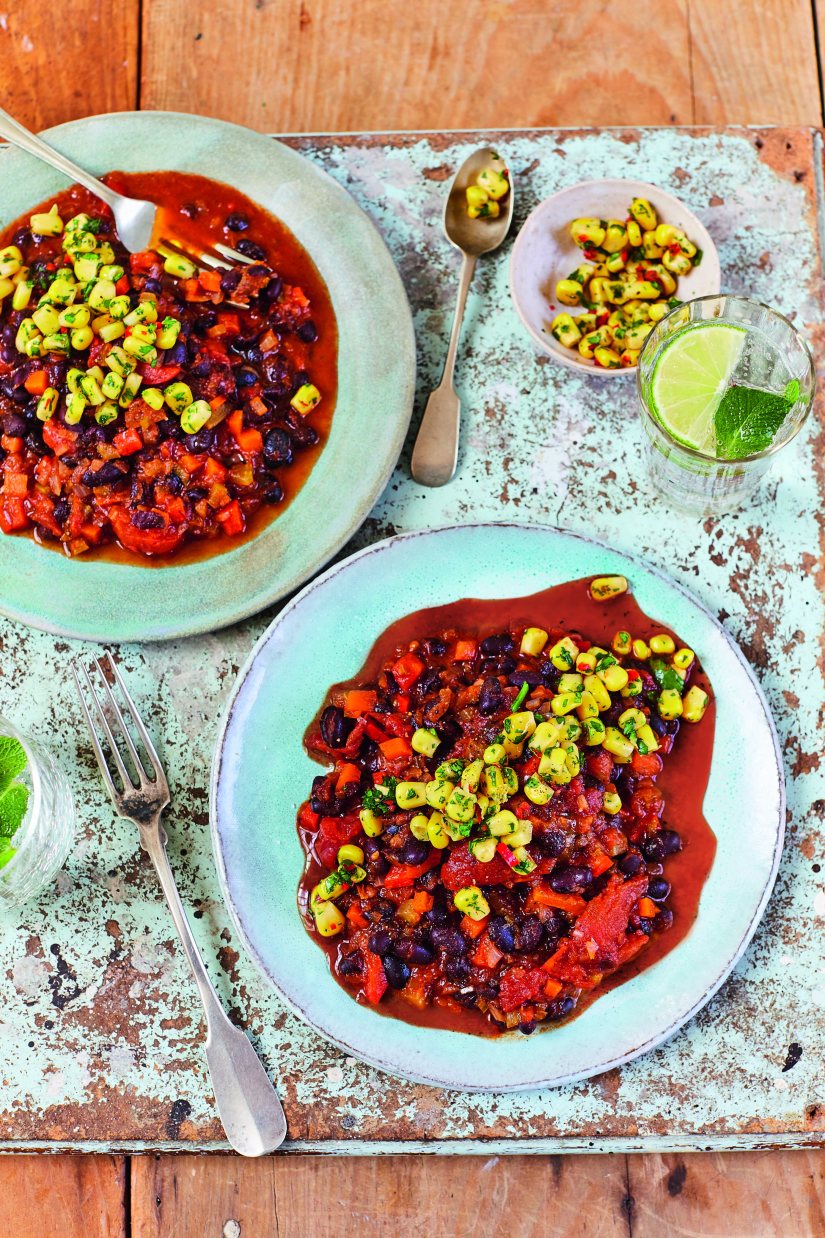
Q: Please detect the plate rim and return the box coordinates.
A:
[509,176,722,374]
[210,521,785,1092]
[0,110,416,642]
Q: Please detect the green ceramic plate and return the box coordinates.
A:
[210,524,784,1092]
[0,112,415,641]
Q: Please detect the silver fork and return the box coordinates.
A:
[72,652,287,1156]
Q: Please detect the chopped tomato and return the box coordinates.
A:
[23,491,61,537]
[115,274,130,295]
[215,499,245,536]
[141,363,182,385]
[471,933,503,969]
[42,418,79,458]
[0,497,29,533]
[112,428,143,456]
[108,506,185,557]
[297,803,319,832]
[3,470,29,497]
[315,815,360,868]
[498,967,548,1013]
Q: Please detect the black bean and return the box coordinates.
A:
[131,509,164,530]
[142,277,162,294]
[400,839,430,866]
[444,957,470,984]
[373,898,396,921]
[488,916,515,953]
[236,367,258,390]
[619,852,646,876]
[180,202,200,219]
[167,340,187,367]
[286,416,318,447]
[642,829,682,862]
[394,940,434,965]
[507,669,542,689]
[24,431,49,457]
[338,952,363,976]
[260,275,283,305]
[383,954,410,989]
[2,413,26,437]
[319,705,354,749]
[536,828,567,858]
[193,310,218,335]
[166,473,183,495]
[514,916,544,952]
[657,908,675,931]
[53,499,69,524]
[549,864,592,894]
[430,925,467,955]
[422,637,447,657]
[518,1020,537,1035]
[539,660,561,691]
[478,982,499,1001]
[225,213,250,232]
[481,654,516,677]
[12,227,30,248]
[480,632,514,656]
[81,462,125,487]
[262,480,284,504]
[478,678,504,716]
[547,996,576,1020]
[648,877,671,901]
[263,427,293,467]
[367,929,393,956]
[434,715,462,750]
[454,989,479,1007]
[185,428,217,454]
[235,237,267,261]
[297,319,318,343]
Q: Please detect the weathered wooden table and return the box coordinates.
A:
[0,126,822,1167]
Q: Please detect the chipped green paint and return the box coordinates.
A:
[0,127,822,1152]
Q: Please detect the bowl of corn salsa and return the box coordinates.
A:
[509,178,720,375]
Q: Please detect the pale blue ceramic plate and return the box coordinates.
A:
[0,113,415,641]
[210,524,784,1091]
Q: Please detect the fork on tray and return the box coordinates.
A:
[72,652,287,1156]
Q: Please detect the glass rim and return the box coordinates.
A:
[0,717,42,873]
[636,294,816,466]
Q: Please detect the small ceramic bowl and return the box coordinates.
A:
[509,178,721,375]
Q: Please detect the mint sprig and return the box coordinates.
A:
[0,738,29,840]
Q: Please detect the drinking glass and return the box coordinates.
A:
[0,717,75,906]
[636,295,815,514]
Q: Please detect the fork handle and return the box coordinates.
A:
[0,106,121,210]
[141,826,288,1156]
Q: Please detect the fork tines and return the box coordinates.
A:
[72,653,168,810]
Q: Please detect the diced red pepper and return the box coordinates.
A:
[141,363,182,385]
[0,497,29,533]
[382,852,441,889]
[215,499,245,536]
[1,436,23,455]
[315,815,361,868]
[542,874,648,983]
[363,951,388,1004]
[391,652,424,691]
[113,428,143,456]
[297,802,319,832]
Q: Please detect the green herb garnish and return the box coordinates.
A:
[511,682,530,711]
[0,737,29,841]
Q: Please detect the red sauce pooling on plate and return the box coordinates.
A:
[297,577,717,1037]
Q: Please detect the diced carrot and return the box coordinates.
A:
[589,852,614,878]
[460,913,489,940]
[201,457,228,484]
[24,370,48,396]
[637,897,658,919]
[346,902,369,930]
[411,890,434,913]
[452,638,478,662]
[343,690,377,718]
[0,497,29,533]
[335,763,362,793]
[378,736,411,761]
[3,471,29,497]
[531,886,587,915]
[1,436,23,455]
[198,269,223,292]
[543,977,563,1000]
[391,652,424,691]
[227,408,264,454]
[471,933,503,969]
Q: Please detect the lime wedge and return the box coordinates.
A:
[648,323,747,454]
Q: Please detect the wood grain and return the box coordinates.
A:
[0,4,139,131]
[628,1150,825,1237]
[0,1155,125,1238]
[139,0,823,132]
[689,0,821,124]
[131,1152,631,1237]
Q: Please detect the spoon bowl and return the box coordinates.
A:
[443,147,515,256]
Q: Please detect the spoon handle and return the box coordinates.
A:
[0,107,120,210]
[411,252,477,487]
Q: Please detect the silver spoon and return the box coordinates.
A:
[411,147,514,487]
[0,106,156,252]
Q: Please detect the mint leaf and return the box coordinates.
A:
[0,846,17,870]
[714,386,791,459]
[0,737,27,795]
[0,783,28,838]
